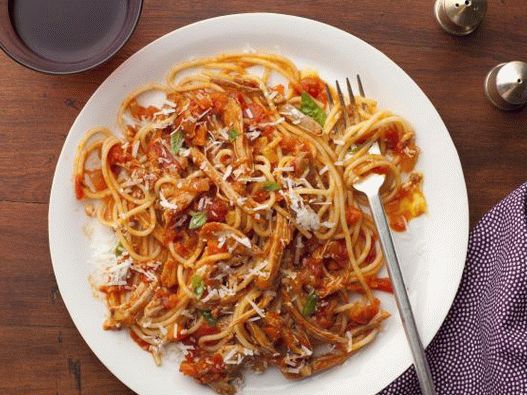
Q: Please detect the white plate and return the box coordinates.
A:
[49,13,469,395]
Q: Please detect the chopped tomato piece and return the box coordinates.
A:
[87,169,106,191]
[129,99,158,120]
[252,189,269,203]
[261,125,275,137]
[193,324,220,339]
[314,298,337,329]
[195,92,212,110]
[345,206,363,226]
[130,330,150,351]
[162,294,179,309]
[108,144,129,166]
[325,240,348,262]
[206,240,227,255]
[180,353,224,384]
[300,76,327,104]
[348,277,393,293]
[383,128,400,150]
[206,198,229,222]
[348,298,380,325]
[246,102,268,123]
[192,124,208,146]
[279,134,308,154]
[271,84,285,96]
[210,92,228,114]
[74,175,84,199]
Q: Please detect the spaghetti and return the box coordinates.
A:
[74,53,426,394]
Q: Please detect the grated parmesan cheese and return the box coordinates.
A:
[231,234,252,248]
[223,165,233,180]
[153,107,176,117]
[248,260,269,277]
[131,140,140,158]
[159,191,179,211]
[246,130,261,140]
[283,179,321,231]
[245,296,266,318]
[131,265,157,282]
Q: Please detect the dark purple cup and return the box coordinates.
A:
[0,0,143,74]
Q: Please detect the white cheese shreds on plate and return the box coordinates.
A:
[223,165,233,180]
[248,260,269,277]
[231,234,252,248]
[274,166,294,172]
[245,296,266,318]
[283,178,321,231]
[201,288,219,303]
[153,107,176,117]
[131,265,157,282]
[88,224,131,288]
[159,191,179,211]
[131,140,140,158]
[246,130,261,140]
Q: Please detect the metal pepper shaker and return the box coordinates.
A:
[484,61,527,111]
[434,0,487,36]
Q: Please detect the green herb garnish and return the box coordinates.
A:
[228,129,239,142]
[192,275,205,298]
[114,242,125,256]
[300,92,327,127]
[263,181,280,192]
[200,309,217,326]
[189,211,207,230]
[170,130,184,154]
[302,290,318,317]
[349,144,362,155]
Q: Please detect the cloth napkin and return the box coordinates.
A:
[381,183,527,395]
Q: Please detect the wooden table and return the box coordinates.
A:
[1,1,525,393]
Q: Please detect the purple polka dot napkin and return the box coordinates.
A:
[381,183,527,395]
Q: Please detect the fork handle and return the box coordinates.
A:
[366,192,437,395]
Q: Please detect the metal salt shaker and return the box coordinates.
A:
[434,0,487,36]
[484,61,527,111]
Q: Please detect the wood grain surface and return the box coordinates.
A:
[0,1,525,394]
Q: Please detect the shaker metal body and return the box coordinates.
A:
[485,61,527,111]
[434,0,487,36]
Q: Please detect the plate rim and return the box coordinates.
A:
[48,12,469,395]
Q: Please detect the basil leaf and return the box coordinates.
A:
[191,275,205,298]
[263,181,280,192]
[300,92,327,127]
[228,129,239,142]
[170,130,184,154]
[302,290,318,317]
[189,211,207,230]
[200,309,217,326]
[114,242,125,256]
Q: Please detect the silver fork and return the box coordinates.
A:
[329,77,436,395]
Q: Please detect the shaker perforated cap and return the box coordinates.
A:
[485,61,527,111]
[434,0,487,36]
